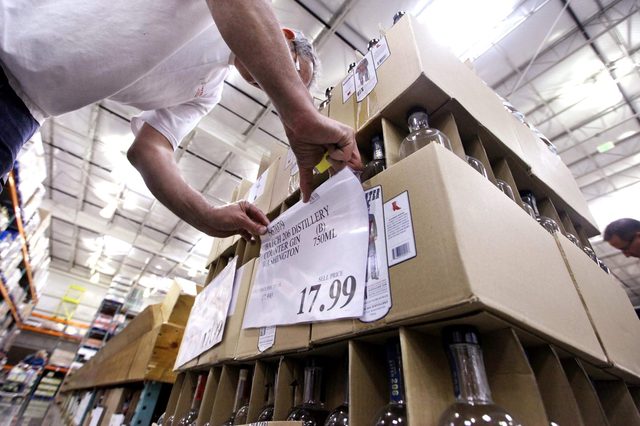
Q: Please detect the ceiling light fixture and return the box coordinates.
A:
[596,141,615,153]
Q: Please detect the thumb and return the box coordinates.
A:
[298,166,315,203]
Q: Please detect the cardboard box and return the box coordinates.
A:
[555,234,640,383]
[61,287,194,391]
[595,380,640,426]
[312,143,606,368]
[235,260,311,361]
[528,345,587,426]
[196,367,221,426]
[561,358,609,426]
[512,117,598,236]
[198,259,258,366]
[353,14,524,165]
[349,324,550,425]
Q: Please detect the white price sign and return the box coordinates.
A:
[174,256,238,369]
[243,168,369,328]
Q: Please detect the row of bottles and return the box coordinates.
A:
[160,325,521,426]
[357,105,608,274]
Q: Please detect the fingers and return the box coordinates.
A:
[298,166,315,203]
[238,201,269,236]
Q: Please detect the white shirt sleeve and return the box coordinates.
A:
[130,83,224,150]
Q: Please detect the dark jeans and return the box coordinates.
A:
[0,65,39,193]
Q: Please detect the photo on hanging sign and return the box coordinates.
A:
[242,168,369,328]
[342,71,355,103]
[384,192,417,266]
[371,36,391,69]
[174,256,238,369]
[360,186,392,322]
[355,50,378,103]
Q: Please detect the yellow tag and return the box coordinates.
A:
[314,152,332,174]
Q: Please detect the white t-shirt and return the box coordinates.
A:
[0,0,232,149]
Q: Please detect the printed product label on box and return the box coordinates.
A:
[342,72,355,103]
[257,326,276,352]
[242,168,369,328]
[174,256,238,369]
[371,36,391,69]
[360,186,391,322]
[355,51,378,103]
[384,192,417,266]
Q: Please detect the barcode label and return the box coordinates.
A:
[392,243,411,260]
[384,192,417,267]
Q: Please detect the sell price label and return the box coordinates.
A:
[174,256,238,369]
[242,168,369,328]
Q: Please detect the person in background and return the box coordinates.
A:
[603,218,640,259]
[22,349,48,368]
[0,0,360,241]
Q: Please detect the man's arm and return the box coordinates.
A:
[207,0,361,201]
[127,123,269,239]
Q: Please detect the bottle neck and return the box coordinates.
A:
[407,112,430,133]
[371,137,385,161]
[192,374,207,411]
[265,383,275,405]
[386,340,405,405]
[520,191,540,217]
[233,369,250,412]
[448,343,493,404]
[302,366,323,405]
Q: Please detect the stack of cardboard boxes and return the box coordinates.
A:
[151,14,640,426]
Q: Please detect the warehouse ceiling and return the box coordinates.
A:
[38,0,640,307]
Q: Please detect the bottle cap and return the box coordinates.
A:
[393,11,406,25]
[442,325,480,345]
[406,106,428,121]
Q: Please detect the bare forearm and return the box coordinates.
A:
[130,144,212,234]
[206,0,316,128]
[128,124,270,237]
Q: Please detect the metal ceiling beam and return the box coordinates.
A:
[559,0,640,128]
[492,0,628,89]
[65,104,101,272]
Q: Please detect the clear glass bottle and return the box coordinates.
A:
[495,180,515,202]
[392,11,406,25]
[537,216,560,235]
[361,134,387,183]
[398,108,452,160]
[564,233,582,249]
[286,362,329,426]
[221,369,250,426]
[519,190,539,219]
[438,325,521,426]
[256,377,276,421]
[372,339,407,425]
[179,374,208,425]
[325,359,349,426]
[465,156,488,179]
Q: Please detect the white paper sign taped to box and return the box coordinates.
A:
[243,168,369,328]
[174,256,238,369]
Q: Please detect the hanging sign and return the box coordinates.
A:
[243,168,369,328]
[174,256,238,369]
